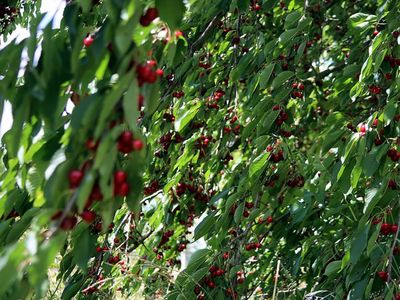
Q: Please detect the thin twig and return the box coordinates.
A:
[272,259,281,300]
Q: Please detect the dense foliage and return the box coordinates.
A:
[0,0,400,299]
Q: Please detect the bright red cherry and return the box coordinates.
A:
[156,68,164,77]
[132,139,144,151]
[266,216,273,224]
[83,36,94,47]
[175,31,184,38]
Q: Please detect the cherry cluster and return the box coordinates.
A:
[136,60,164,86]
[206,89,225,110]
[272,105,289,126]
[291,82,305,99]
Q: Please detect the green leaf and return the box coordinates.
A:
[194,214,215,241]
[271,71,294,89]
[249,152,270,180]
[278,29,298,45]
[374,49,387,72]
[234,202,244,224]
[324,261,341,276]
[72,228,94,270]
[174,101,201,132]
[284,11,302,29]
[184,249,211,273]
[0,242,25,295]
[156,0,186,31]
[350,225,369,265]
[348,13,377,31]
[123,80,139,131]
[259,64,275,89]
[77,170,95,212]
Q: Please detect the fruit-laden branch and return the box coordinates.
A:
[387,205,400,281]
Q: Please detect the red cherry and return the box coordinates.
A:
[132,139,144,151]
[139,15,151,26]
[266,216,273,224]
[388,179,397,190]
[80,210,96,224]
[391,224,398,234]
[395,294,400,300]
[194,286,201,295]
[146,60,157,67]
[298,83,305,90]
[177,243,187,252]
[146,8,159,21]
[83,36,94,47]
[245,244,253,251]
[359,124,366,136]
[175,31,184,38]
[373,30,379,36]
[60,216,78,231]
[108,255,120,264]
[119,131,133,144]
[206,281,216,289]
[380,223,391,235]
[377,271,388,281]
[385,73,392,80]
[116,182,130,197]
[95,246,103,253]
[156,68,164,77]
[114,171,127,185]
[372,119,378,127]
[243,210,250,218]
[85,138,98,151]
[245,202,254,209]
[69,170,84,188]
